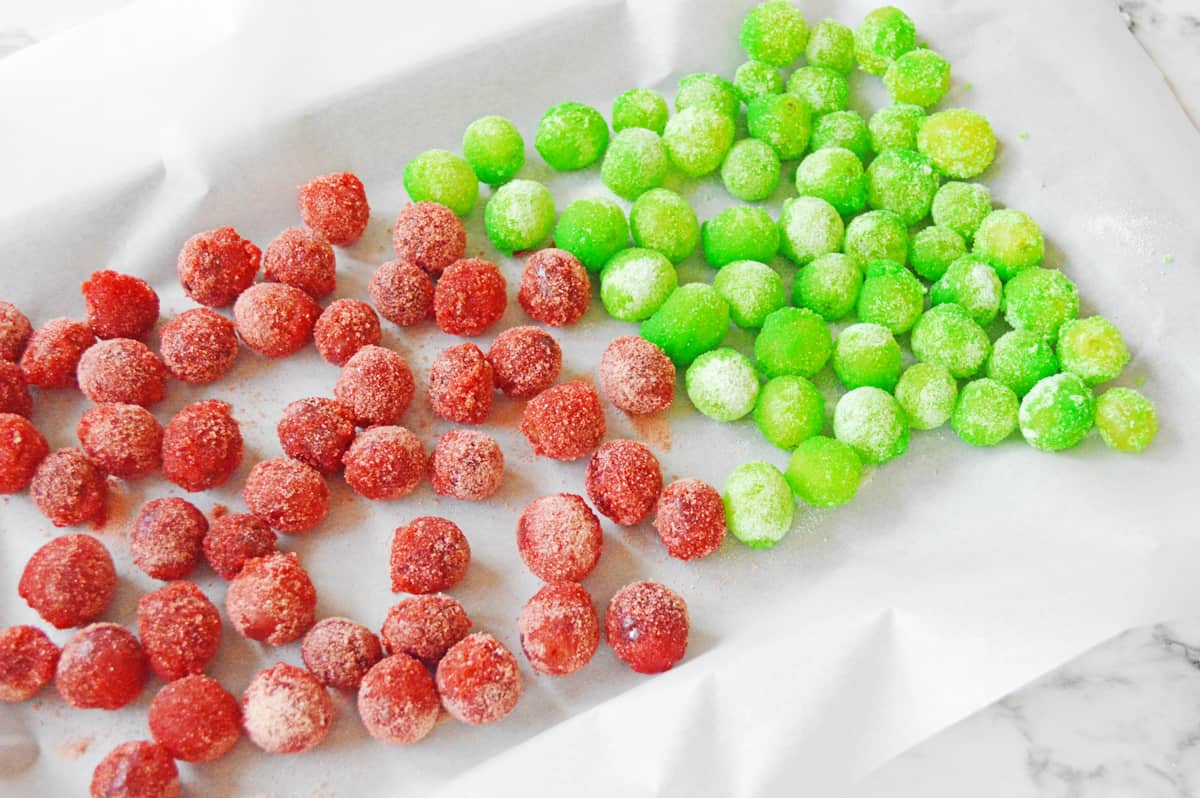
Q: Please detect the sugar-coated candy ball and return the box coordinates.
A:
[536,102,609,171]
[1056,316,1130,385]
[342,425,425,500]
[429,343,494,424]
[833,322,902,391]
[335,345,415,427]
[973,209,1044,281]
[244,457,329,534]
[129,498,207,581]
[734,60,784,103]
[598,335,675,415]
[723,461,795,548]
[263,227,336,299]
[81,270,159,340]
[202,513,277,580]
[148,675,241,763]
[298,172,370,246]
[1003,268,1079,340]
[612,88,669,135]
[0,413,46,493]
[869,103,924,153]
[755,306,833,379]
[390,517,470,594]
[0,625,58,702]
[787,66,849,116]
[462,115,525,185]
[754,375,824,449]
[77,402,162,479]
[640,283,730,366]
[19,534,114,628]
[747,92,811,160]
[519,583,600,676]
[653,478,727,560]
[553,199,628,273]
[834,386,910,463]
[741,0,809,66]
[932,181,992,242]
[663,106,734,177]
[434,258,508,336]
[233,282,320,358]
[1096,387,1157,453]
[137,581,221,681]
[930,254,1001,324]
[57,623,147,709]
[519,248,591,326]
[702,206,780,268]
[866,148,939,226]
[686,347,760,423]
[856,259,925,335]
[721,138,782,202]
[382,594,472,666]
[806,18,855,73]
[357,654,440,744]
[811,110,873,162]
[909,225,967,282]
[158,308,238,384]
[437,632,522,724]
[242,663,333,754]
[517,493,603,582]
[885,49,951,108]
[600,248,678,322]
[1019,373,1095,452]
[31,448,108,527]
[485,179,556,253]
[392,201,466,276]
[403,150,478,216]
[918,109,997,179]
[302,617,383,691]
[488,326,562,399]
[606,581,689,673]
[785,435,862,507]
[844,209,907,266]
[911,303,991,379]
[779,196,844,265]
[21,317,96,389]
[0,301,32,363]
[429,429,504,501]
[795,147,867,216]
[855,6,916,75]
[0,361,31,417]
[712,260,785,329]
[676,72,740,117]
[176,227,261,308]
[370,260,434,328]
[77,337,166,407]
[90,741,179,798]
[987,329,1059,397]
[278,397,355,475]
[586,439,662,525]
[313,298,381,366]
[226,552,316,645]
[895,362,957,430]
[952,378,1019,446]
[794,253,862,321]
[521,380,606,460]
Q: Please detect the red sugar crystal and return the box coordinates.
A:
[518,248,591,327]
[177,227,261,308]
[90,740,179,798]
[429,342,493,424]
[342,425,424,500]
[313,298,381,366]
[516,493,602,583]
[369,260,434,328]
[435,632,521,725]
[76,337,166,407]
[226,552,316,645]
[242,662,333,754]
[263,226,336,299]
[0,360,33,417]
[148,674,241,763]
[334,345,415,427]
[30,448,108,527]
[599,335,675,415]
[18,534,115,628]
[130,497,208,580]
[243,457,330,534]
[298,172,370,247]
[158,307,239,384]
[19,317,95,389]
[202,512,277,580]
[605,581,689,674]
[301,617,383,691]
[0,413,47,493]
[381,594,472,666]
[392,201,466,276]
[653,478,727,561]
[584,439,663,526]
[433,258,507,336]
[428,429,504,501]
[77,402,163,479]
[390,516,470,594]
[81,270,160,340]
[137,581,221,681]
[358,654,441,744]
[56,622,148,709]
[161,400,243,492]
[277,397,356,474]
[0,625,59,702]
[520,380,606,461]
[233,282,320,358]
[518,582,599,676]
[487,326,562,400]
[0,301,32,362]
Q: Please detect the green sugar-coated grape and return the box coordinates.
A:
[930,254,1002,325]
[986,329,1059,397]
[712,260,785,329]
[601,128,669,200]
[910,302,990,379]
[723,461,796,549]
[740,0,809,67]
[895,362,957,430]
[630,188,699,264]
[794,148,867,216]
[833,322,902,391]
[785,436,862,507]
[676,73,740,118]
[721,139,782,202]
[973,209,1044,281]
[1056,316,1130,385]
[612,88,669,135]
[952,378,1019,446]
[811,111,873,162]
[536,102,609,172]
[909,225,967,281]
[1019,372,1095,452]
[484,179,555,252]
[786,66,849,117]
[856,259,925,335]
[932,181,992,242]
[747,93,812,160]
[754,376,825,450]
[805,19,856,74]
[1095,387,1157,453]
[702,206,780,268]
[869,103,924,153]
[1003,268,1079,340]
[755,306,833,379]
[462,116,524,186]
[554,198,629,272]
[734,60,784,104]
[600,248,678,322]
[884,49,951,108]
[685,348,761,422]
[917,109,996,179]
[404,149,479,216]
[778,196,844,265]
[640,283,730,366]
[854,6,917,76]
[834,386,910,464]
[793,252,862,321]
[662,106,735,177]
[865,148,939,226]
[844,209,908,267]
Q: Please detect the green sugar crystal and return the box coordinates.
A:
[865,148,940,226]
[747,93,812,160]
[740,0,809,67]
[554,198,629,272]
[952,378,1019,446]
[663,106,735,177]
[833,322,902,391]
[535,102,610,172]
[794,147,867,216]
[1003,268,1079,340]
[754,376,825,450]
[909,225,967,281]
[755,306,833,379]
[973,209,1044,281]
[612,88,669,135]
[869,103,925,152]
[805,19,856,74]
[676,73,740,118]
[786,66,849,117]
[930,254,1002,324]
[884,49,951,108]
[1019,372,1095,452]
[1095,387,1157,453]
[854,6,917,76]
[721,138,782,202]
[1056,316,1130,385]
[685,348,761,422]
[834,386,910,464]
[785,435,862,507]
[600,248,678,322]
[793,252,862,321]
[895,362,957,430]
[856,259,925,335]
[640,283,730,366]
[931,181,992,242]
[778,196,844,265]
[712,260,785,329]
[723,461,796,549]
[462,116,525,186]
[629,188,699,264]
[734,60,785,104]
[910,302,990,379]
[844,209,908,267]
[702,206,780,268]
[601,127,669,200]
[811,111,873,162]
[484,179,555,252]
[986,329,1059,397]
[917,109,996,179]
[403,149,479,216]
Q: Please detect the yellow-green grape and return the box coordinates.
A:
[702,206,780,268]
[740,0,809,68]
[734,60,784,104]
[754,376,825,449]
[662,106,735,177]
[778,196,844,265]
[932,181,992,242]
[785,436,862,506]
[865,148,939,226]
[793,253,862,321]
[854,6,917,76]
[952,378,1019,446]
[973,209,1044,281]
[612,88,669,135]
[917,109,996,179]
[462,116,525,186]
[601,128,669,200]
[1003,268,1079,340]
[805,19,856,74]
[794,148,867,216]
[640,283,730,366]
[554,198,629,272]
[755,307,833,379]
[484,179,555,252]
[833,322,902,391]
[930,254,1001,324]
[713,260,785,329]
[723,461,795,549]
[403,149,479,216]
[910,303,990,379]
[844,209,908,267]
[535,102,610,172]
[811,110,873,162]
[629,188,699,264]
[600,248,678,322]
[856,259,925,335]
[1019,373,1095,452]
[869,103,925,152]
[721,138,782,202]
[909,225,967,281]
[686,348,760,422]
[986,329,1059,397]
[1095,387,1157,453]
[676,73,740,118]
[1056,316,1130,385]
[895,362,957,430]
[786,66,849,116]
[834,386,910,464]
[884,49,951,108]
[747,93,812,160]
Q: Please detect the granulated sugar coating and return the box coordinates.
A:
[369,260,434,328]
[553,200,628,273]
[342,425,425,500]
[833,322,902,391]
[720,138,781,202]
[148,674,241,763]
[1019,372,1096,452]
[0,413,47,493]
[434,258,508,336]
[202,513,277,580]
[129,498,208,581]
[653,478,728,561]
[242,662,333,754]
[243,457,330,534]
[136,581,221,681]
[740,0,809,67]
[161,400,243,492]
[403,150,479,217]
[747,93,811,162]
[917,108,996,180]
[77,337,167,407]
[785,435,863,508]
[612,88,669,135]
[487,326,562,399]
[685,347,761,423]
[910,303,991,379]
[854,5,916,75]
[436,632,522,725]
[518,582,600,676]
[585,440,663,526]
[663,106,735,178]
[601,127,669,200]
[176,227,261,308]
[313,298,381,366]
[357,654,441,744]
[429,429,505,501]
[952,378,1019,447]
[381,594,472,666]
[301,617,383,691]
[334,345,415,427]
[1096,387,1158,453]
[30,448,108,527]
[225,552,317,645]
[297,171,370,246]
[485,179,556,252]
[599,248,677,322]
[19,534,115,628]
[0,301,32,362]
[0,361,33,416]
[516,493,603,582]
[894,362,958,431]
[723,461,795,548]
[605,581,689,674]
[277,397,357,474]
[909,223,966,282]
[77,403,163,479]
[81,270,160,340]
[865,147,938,227]
[535,102,609,173]
[20,317,95,389]
[1056,316,1130,385]
[89,740,179,798]
[520,380,606,461]
[986,329,1060,397]
[598,335,675,416]
[518,248,591,326]
[0,625,59,702]
[233,282,321,358]
[429,343,494,424]
[390,516,471,594]
[833,386,911,464]
[262,226,336,299]
[56,623,148,710]
[393,202,467,276]
[158,308,239,384]
[930,254,1002,325]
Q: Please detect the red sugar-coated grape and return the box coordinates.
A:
[585,439,663,526]
[242,662,334,754]
[599,335,676,415]
[158,307,239,384]
[18,534,114,629]
[342,425,425,500]
[520,380,606,461]
[202,512,277,580]
[605,581,689,674]
[90,741,180,798]
[77,403,163,479]
[20,317,95,389]
[30,448,108,527]
[277,397,356,474]
[429,343,494,424]
[390,516,470,594]
[392,201,466,276]
[516,494,602,583]
[358,654,440,744]
[233,282,320,358]
[0,625,59,702]
[313,298,381,366]
[654,478,726,561]
[298,172,370,247]
[243,457,330,534]
[436,632,521,725]
[57,622,148,709]
[177,227,261,308]
[0,413,47,493]
[428,429,504,501]
[434,258,507,336]
[301,617,383,691]
[137,581,221,681]
[334,345,415,427]
[0,360,32,417]
[487,326,562,400]
[226,552,317,645]
[369,260,434,328]
[148,674,241,763]
[263,226,337,299]
[130,497,208,580]
[518,248,591,327]
[77,338,167,407]
[381,594,472,666]
[81,270,160,340]
[0,301,32,362]
[518,582,600,676]
[161,400,243,492]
